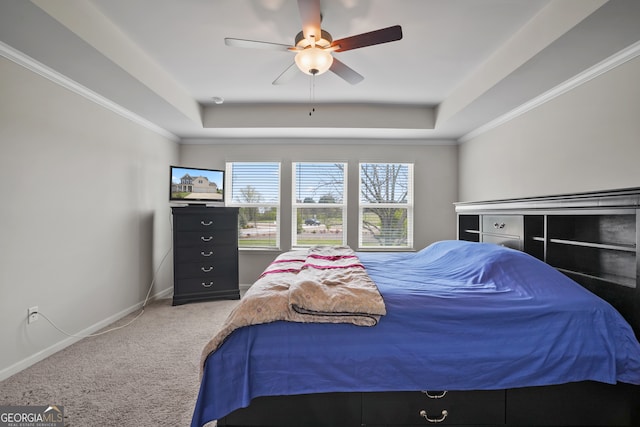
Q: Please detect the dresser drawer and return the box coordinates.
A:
[174,244,236,263]
[362,390,505,426]
[482,215,523,237]
[175,257,237,280]
[176,276,238,295]
[175,229,238,247]
[175,212,237,232]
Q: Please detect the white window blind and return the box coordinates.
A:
[359,163,414,249]
[292,162,347,247]
[226,162,280,249]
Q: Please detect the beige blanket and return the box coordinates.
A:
[200,246,386,371]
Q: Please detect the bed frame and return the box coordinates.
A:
[216,188,640,427]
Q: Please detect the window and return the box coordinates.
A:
[292,162,347,247]
[359,163,413,249]
[226,162,280,249]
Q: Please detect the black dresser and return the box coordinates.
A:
[171,206,240,305]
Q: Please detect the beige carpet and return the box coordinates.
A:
[0,298,239,426]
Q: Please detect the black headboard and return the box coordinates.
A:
[455,188,640,340]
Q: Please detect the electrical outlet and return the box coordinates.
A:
[28,306,38,324]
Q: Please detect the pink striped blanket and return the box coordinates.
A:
[200,246,386,370]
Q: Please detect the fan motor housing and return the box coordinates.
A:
[295,29,333,48]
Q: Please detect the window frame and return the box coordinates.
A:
[226,162,281,250]
[358,162,414,250]
[291,162,348,248]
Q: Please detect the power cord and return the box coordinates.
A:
[31,212,174,338]
[36,309,146,338]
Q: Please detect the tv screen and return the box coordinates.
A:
[170,166,225,204]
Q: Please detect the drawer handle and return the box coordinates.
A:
[201,281,213,288]
[201,220,213,226]
[419,409,448,424]
[494,222,506,229]
[201,266,214,272]
[201,251,214,257]
[201,236,213,242]
[421,390,447,399]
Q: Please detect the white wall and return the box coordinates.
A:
[459,55,640,202]
[0,57,179,379]
[179,141,459,283]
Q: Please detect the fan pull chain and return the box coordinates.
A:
[309,74,316,116]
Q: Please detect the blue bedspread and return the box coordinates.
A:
[192,241,640,426]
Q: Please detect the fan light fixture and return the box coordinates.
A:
[224,0,403,85]
[295,46,333,75]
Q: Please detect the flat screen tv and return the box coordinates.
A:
[170,165,225,204]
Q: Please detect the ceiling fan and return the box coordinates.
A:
[224,0,403,85]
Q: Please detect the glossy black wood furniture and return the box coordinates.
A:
[455,187,640,339]
[218,383,638,426]
[172,206,240,305]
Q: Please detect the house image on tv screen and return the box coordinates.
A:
[172,173,222,200]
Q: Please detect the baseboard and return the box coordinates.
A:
[0,286,173,382]
[239,283,251,296]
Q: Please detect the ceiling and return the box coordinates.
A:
[1,0,640,142]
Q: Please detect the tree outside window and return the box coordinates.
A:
[359,163,414,248]
[227,162,280,249]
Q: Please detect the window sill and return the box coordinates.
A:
[239,247,282,253]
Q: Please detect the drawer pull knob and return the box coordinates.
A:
[201,220,213,226]
[201,236,213,242]
[419,409,448,423]
[201,266,214,272]
[201,251,214,257]
[201,281,213,288]
[494,222,506,229]
[421,390,447,399]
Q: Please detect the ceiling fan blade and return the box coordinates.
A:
[329,58,364,85]
[225,38,293,52]
[331,25,403,52]
[272,62,300,85]
[297,0,322,44]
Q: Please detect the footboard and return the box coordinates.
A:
[218,382,638,427]
[218,392,361,427]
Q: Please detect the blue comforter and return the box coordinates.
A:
[192,241,640,426]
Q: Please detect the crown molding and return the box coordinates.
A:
[0,41,179,142]
[459,40,640,143]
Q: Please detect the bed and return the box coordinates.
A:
[191,240,640,427]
